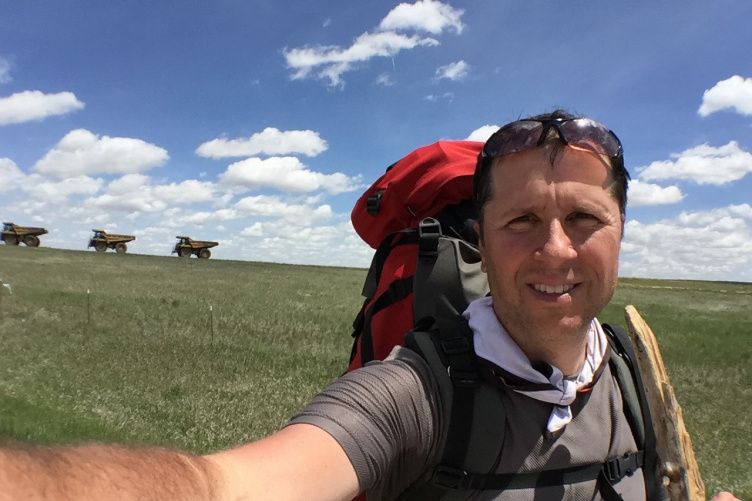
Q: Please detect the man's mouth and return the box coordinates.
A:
[532,284,575,294]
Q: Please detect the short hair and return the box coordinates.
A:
[472,110,630,236]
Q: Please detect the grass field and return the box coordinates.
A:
[1,245,750,499]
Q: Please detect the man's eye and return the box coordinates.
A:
[569,212,600,224]
[506,215,536,228]
[572,212,594,219]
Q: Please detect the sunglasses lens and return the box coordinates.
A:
[560,119,621,158]
[483,121,543,158]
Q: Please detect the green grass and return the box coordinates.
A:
[1,245,750,498]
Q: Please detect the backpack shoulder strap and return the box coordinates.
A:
[404,316,505,498]
[602,323,663,501]
[405,315,482,469]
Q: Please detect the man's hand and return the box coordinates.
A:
[710,492,742,501]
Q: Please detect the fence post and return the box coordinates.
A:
[209,304,215,373]
[210,305,214,345]
[0,279,8,308]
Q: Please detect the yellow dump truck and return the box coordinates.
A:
[2,222,48,247]
[88,229,136,253]
[172,236,218,259]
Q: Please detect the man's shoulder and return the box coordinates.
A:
[358,345,439,388]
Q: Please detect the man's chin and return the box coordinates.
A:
[536,314,592,338]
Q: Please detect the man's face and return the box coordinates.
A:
[475,145,623,344]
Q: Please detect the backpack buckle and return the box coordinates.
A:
[440,336,470,355]
[418,217,441,237]
[433,465,469,489]
[603,451,641,483]
[418,218,442,258]
[448,367,480,387]
[366,191,384,216]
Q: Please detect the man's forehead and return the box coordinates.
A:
[490,147,616,184]
[487,148,620,208]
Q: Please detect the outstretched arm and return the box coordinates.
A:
[0,440,219,500]
[207,424,360,501]
[0,424,359,501]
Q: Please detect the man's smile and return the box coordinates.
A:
[532,283,576,294]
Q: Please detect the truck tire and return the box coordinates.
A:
[115,242,127,253]
[4,235,19,245]
[178,246,192,258]
[24,235,40,247]
[94,241,107,252]
[198,248,211,259]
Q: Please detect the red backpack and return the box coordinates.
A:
[347,140,489,372]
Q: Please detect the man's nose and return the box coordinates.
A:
[536,220,576,263]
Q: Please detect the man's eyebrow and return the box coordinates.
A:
[491,204,541,221]
[570,198,614,213]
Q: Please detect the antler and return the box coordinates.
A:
[624,305,705,501]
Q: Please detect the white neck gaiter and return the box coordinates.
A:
[463,296,608,433]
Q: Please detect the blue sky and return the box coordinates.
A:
[1,0,751,282]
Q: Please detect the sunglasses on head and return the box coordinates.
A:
[482,117,624,169]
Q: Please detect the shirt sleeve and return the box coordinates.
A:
[287,346,443,499]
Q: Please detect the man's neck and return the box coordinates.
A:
[506,327,590,378]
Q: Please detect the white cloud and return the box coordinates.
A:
[435,60,469,81]
[132,226,166,238]
[423,92,454,102]
[284,31,438,88]
[240,222,264,237]
[233,195,299,217]
[0,90,84,126]
[375,73,395,86]
[627,179,684,207]
[195,127,328,159]
[33,129,169,179]
[105,173,151,195]
[676,204,752,227]
[247,220,374,267]
[0,158,25,193]
[283,0,464,88]
[86,174,214,213]
[87,177,166,213]
[621,204,752,282]
[219,156,360,194]
[466,125,498,142]
[727,204,752,219]
[0,57,11,84]
[234,194,332,224]
[181,208,239,226]
[379,0,464,34]
[25,174,104,203]
[637,141,752,185]
[212,192,234,208]
[153,179,215,203]
[698,75,752,117]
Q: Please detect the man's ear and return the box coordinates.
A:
[473,220,487,273]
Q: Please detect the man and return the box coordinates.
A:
[0,112,739,501]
